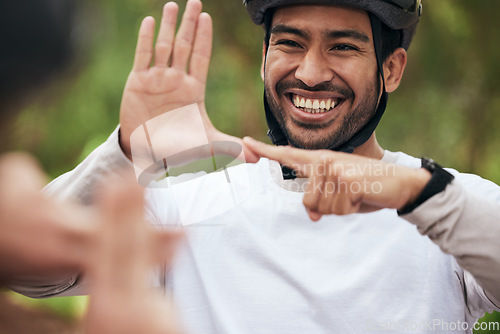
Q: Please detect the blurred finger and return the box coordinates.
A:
[189,12,212,82]
[154,2,179,67]
[100,177,144,228]
[91,177,146,286]
[151,229,183,265]
[0,153,48,192]
[171,0,202,70]
[133,16,155,71]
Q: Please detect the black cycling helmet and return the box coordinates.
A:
[245,0,422,50]
[244,0,422,163]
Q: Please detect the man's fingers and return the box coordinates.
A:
[133,16,155,71]
[306,208,323,222]
[303,167,326,213]
[358,203,381,214]
[240,137,261,163]
[189,12,213,83]
[317,173,339,214]
[242,136,315,175]
[154,2,179,67]
[329,193,361,216]
[171,0,203,70]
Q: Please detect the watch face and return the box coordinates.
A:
[421,157,437,172]
[421,157,455,183]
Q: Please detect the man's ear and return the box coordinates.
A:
[261,41,267,81]
[383,47,407,93]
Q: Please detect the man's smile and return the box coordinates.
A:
[280,89,348,125]
[289,93,344,114]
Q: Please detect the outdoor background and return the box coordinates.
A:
[8,0,500,332]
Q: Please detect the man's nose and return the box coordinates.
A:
[295,50,334,87]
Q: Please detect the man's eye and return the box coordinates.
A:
[332,44,358,51]
[276,40,302,48]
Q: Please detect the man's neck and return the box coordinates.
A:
[352,132,384,159]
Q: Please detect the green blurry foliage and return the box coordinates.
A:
[9,0,500,330]
[8,291,88,322]
[379,1,500,184]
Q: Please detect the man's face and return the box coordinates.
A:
[263,5,381,150]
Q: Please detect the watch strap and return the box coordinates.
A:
[397,157,455,215]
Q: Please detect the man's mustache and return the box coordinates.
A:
[276,80,354,100]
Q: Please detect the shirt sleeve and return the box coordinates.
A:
[44,126,134,204]
[401,180,500,313]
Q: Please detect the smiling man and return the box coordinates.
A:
[258,1,413,159]
[264,5,382,152]
[13,0,500,333]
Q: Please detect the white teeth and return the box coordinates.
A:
[292,94,338,113]
[312,100,320,110]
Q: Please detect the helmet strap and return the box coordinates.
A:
[265,93,288,146]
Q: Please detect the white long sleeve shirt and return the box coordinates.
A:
[11,127,500,333]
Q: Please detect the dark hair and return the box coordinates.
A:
[380,22,402,61]
[0,0,78,117]
[263,8,402,61]
[263,8,275,50]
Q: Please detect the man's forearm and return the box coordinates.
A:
[45,126,133,205]
[402,181,500,306]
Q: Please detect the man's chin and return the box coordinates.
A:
[287,133,341,150]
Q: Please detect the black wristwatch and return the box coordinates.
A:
[397,157,455,215]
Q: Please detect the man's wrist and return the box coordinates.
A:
[405,168,432,207]
[118,128,133,160]
[398,158,455,215]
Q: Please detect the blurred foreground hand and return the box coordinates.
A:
[0,153,93,279]
[85,175,184,334]
[0,153,184,333]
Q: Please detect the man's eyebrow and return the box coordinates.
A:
[270,24,309,39]
[270,25,370,43]
[326,30,370,43]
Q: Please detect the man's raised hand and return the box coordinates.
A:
[119,1,212,157]
[119,1,257,176]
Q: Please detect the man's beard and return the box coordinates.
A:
[264,78,380,150]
